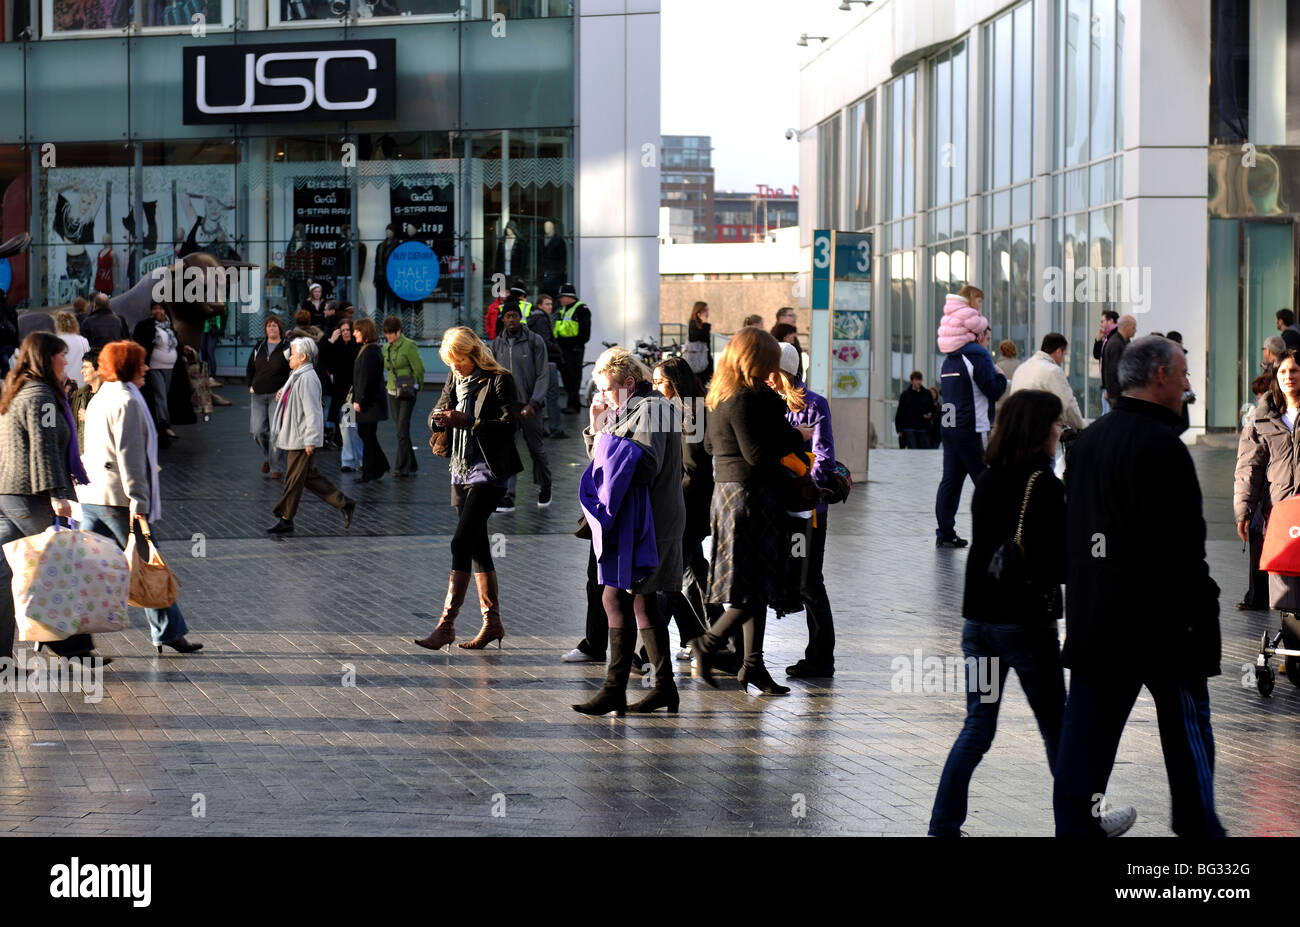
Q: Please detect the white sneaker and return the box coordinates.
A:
[674,648,692,662]
[563,648,599,663]
[1100,805,1137,837]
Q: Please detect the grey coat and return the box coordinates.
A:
[0,381,73,499]
[77,381,156,516]
[491,326,549,409]
[584,390,685,594]
[274,365,325,451]
[1235,394,1300,608]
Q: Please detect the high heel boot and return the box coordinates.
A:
[736,612,789,695]
[573,626,634,716]
[628,624,679,713]
[414,570,470,651]
[460,571,505,649]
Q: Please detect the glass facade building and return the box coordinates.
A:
[0,3,596,372]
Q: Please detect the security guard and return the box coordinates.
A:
[509,286,534,319]
[554,282,591,413]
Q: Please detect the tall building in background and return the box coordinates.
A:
[799,0,1254,445]
[714,190,799,242]
[660,135,716,241]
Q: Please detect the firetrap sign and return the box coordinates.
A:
[386,240,439,302]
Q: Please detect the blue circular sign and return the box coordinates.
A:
[0,259,10,295]
[386,241,439,302]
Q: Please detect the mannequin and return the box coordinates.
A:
[373,222,404,316]
[122,200,158,288]
[335,224,366,304]
[54,182,100,298]
[283,222,316,313]
[94,234,119,296]
[537,219,567,297]
[494,220,527,283]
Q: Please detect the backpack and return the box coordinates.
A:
[681,340,709,374]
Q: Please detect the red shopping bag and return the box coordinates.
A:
[1260,496,1300,576]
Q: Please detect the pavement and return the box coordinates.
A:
[0,388,1297,837]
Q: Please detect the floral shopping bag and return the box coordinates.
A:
[2,522,131,641]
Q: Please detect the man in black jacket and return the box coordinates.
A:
[1099,313,1135,413]
[1055,335,1224,837]
[895,371,935,448]
[79,292,129,350]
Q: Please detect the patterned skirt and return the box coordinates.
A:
[707,480,802,611]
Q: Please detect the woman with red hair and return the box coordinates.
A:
[77,341,203,655]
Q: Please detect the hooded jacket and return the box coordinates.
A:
[940,342,1007,434]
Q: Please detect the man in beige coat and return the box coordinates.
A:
[1008,332,1087,432]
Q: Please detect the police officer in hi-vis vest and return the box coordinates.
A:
[554,282,591,413]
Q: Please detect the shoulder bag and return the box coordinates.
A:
[387,341,418,401]
[987,471,1042,585]
[124,517,180,609]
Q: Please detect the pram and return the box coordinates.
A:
[1254,611,1300,696]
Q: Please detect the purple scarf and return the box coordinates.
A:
[57,392,89,486]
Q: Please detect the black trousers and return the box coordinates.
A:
[450,483,506,572]
[800,513,835,668]
[358,420,390,480]
[579,544,607,657]
[388,394,417,473]
[560,345,584,409]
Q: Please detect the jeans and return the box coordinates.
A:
[449,483,506,573]
[544,363,563,434]
[901,429,933,449]
[201,331,219,379]
[1101,394,1111,415]
[928,620,1066,836]
[935,429,987,540]
[506,409,551,498]
[250,392,287,472]
[79,504,190,646]
[388,393,417,473]
[341,420,363,470]
[1053,671,1225,837]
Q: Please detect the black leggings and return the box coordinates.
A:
[450,484,506,572]
[602,586,665,630]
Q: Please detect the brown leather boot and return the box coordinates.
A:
[460,571,505,649]
[414,570,470,651]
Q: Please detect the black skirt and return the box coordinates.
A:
[707,480,802,612]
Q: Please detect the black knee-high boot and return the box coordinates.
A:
[572,626,634,716]
[628,625,679,713]
[687,605,749,688]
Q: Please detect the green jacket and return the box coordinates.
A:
[382,334,425,393]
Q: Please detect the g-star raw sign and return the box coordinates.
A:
[182,40,396,124]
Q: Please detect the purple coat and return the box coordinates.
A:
[580,432,659,589]
[785,382,835,515]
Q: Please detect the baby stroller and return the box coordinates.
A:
[1255,611,1300,696]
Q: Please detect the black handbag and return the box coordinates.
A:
[988,471,1042,585]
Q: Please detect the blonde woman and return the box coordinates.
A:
[689,328,809,695]
[414,327,522,652]
[56,311,90,389]
[572,347,685,716]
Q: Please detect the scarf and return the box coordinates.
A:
[448,369,489,483]
[124,381,162,521]
[57,391,89,486]
[613,381,654,427]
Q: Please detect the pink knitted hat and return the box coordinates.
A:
[936,293,990,354]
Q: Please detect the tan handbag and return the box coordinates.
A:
[124,517,180,609]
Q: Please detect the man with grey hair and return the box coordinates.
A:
[1263,335,1286,374]
[1055,335,1224,837]
[268,337,356,535]
[1100,313,1136,413]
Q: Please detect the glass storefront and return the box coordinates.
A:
[0,16,575,368]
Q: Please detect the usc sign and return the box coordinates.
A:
[183,40,396,124]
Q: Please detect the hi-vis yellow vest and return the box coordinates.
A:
[554,302,584,339]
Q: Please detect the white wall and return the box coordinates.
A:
[576,0,661,350]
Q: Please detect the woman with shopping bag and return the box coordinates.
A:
[0,332,100,661]
[78,340,203,655]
